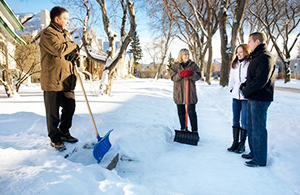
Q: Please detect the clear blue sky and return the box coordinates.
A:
[7,0,57,13]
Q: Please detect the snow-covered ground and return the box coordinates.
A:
[0,78,299,195]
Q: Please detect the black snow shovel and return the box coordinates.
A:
[174,79,199,146]
[74,62,113,163]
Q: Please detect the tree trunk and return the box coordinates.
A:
[81,0,136,95]
[205,41,213,85]
[219,0,247,87]
[219,0,229,87]
[104,70,116,96]
[205,4,213,85]
[283,39,291,83]
[4,45,15,97]
[284,61,291,83]
[0,77,13,97]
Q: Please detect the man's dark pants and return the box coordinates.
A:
[44,91,75,143]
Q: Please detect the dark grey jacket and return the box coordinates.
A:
[241,44,276,101]
[170,60,201,104]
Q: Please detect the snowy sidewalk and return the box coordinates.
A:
[0,78,299,195]
[109,79,296,195]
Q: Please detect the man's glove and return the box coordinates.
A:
[239,82,246,91]
[65,45,80,61]
[180,70,194,78]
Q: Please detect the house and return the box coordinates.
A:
[100,39,134,78]
[211,58,221,78]
[0,0,26,86]
[276,58,300,80]
[72,27,107,80]
[136,63,167,78]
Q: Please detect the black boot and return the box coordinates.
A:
[235,129,247,154]
[61,132,78,143]
[227,127,239,152]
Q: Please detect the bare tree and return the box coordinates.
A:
[219,0,247,87]
[173,11,207,80]
[141,1,174,80]
[1,37,40,96]
[171,0,218,84]
[248,0,300,83]
[146,0,208,80]
[187,0,219,84]
[74,0,137,95]
[144,38,160,66]
[154,1,174,81]
[11,37,41,92]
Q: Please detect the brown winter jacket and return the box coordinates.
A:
[170,60,201,105]
[39,22,78,92]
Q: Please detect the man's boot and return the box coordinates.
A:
[61,132,78,143]
[227,127,239,152]
[235,129,247,154]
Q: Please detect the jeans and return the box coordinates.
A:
[177,104,198,132]
[247,100,271,165]
[232,98,248,130]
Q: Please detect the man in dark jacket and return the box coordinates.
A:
[240,32,276,167]
[39,6,79,151]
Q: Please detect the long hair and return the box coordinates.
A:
[50,6,68,22]
[176,48,189,63]
[231,44,251,69]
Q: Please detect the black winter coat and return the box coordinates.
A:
[241,44,276,102]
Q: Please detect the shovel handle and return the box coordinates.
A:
[185,79,189,128]
[74,61,100,137]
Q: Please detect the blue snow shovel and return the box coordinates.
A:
[93,129,113,163]
[74,62,113,163]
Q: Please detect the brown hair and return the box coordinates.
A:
[50,6,68,22]
[249,32,266,44]
[176,48,189,63]
[231,44,251,68]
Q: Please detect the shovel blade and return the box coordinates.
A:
[174,130,199,146]
[93,129,113,163]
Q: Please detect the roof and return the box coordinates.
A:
[0,0,26,45]
[15,12,40,37]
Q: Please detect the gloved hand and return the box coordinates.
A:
[180,70,194,78]
[65,45,80,61]
[239,82,246,91]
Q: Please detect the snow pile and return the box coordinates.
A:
[0,79,299,195]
